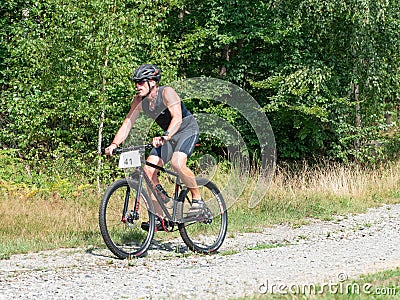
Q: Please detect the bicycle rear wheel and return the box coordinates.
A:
[178,178,228,254]
[99,178,155,259]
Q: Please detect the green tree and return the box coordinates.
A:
[1,0,399,169]
[169,0,400,162]
[1,0,178,162]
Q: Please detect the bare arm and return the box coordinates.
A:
[105,96,142,155]
[151,86,183,148]
[163,86,183,138]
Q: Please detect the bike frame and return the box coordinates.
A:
[100,144,228,258]
[128,161,187,224]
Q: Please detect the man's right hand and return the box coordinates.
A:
[105,143,117,156]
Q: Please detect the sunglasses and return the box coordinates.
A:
[133,79,148,85]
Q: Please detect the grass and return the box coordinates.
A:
[226,159,400,232]
[0,181,101,258]
[239,268,400,299]
[245,243,288,251]
[1,149,400,258]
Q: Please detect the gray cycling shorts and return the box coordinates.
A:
[149,131,199,163]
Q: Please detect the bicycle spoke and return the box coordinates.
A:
[178,178,228,253]
[99,179,154,259]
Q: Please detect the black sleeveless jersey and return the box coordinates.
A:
[142,86,192,131]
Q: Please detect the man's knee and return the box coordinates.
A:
[143,165,156,176]
[171,154,188,171]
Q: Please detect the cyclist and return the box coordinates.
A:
[105,64,205,230]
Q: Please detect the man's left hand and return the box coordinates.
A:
[152,136,166,148]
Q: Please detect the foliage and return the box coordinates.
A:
[1,0,400,174]
[1,0,178,159]
[171,0,400,162]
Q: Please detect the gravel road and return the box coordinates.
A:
[1,204,400,299]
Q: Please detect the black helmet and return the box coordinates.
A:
[131,64,161,82]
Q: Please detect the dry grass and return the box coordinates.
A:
[228,160,400,231]
[271,160,400,203]
[1,159,400,257]
[0,181,100,258]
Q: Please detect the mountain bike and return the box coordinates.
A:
[99,144,228,259]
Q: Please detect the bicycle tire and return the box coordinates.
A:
[99,178,155,259]
[178,178,228,254]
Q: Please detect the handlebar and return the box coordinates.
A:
[101,143,153,155]
[103,135,172,155]
[112,143,153,155]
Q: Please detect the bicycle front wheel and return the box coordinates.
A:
[99,178,155,259]
[178,178,228,254]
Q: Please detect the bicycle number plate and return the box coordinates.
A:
[118,150,141,168]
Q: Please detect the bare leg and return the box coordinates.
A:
[143,155,165,217]
[170,152,201,199]
[143,155,163,184]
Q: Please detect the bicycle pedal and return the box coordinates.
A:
[202,218,212,224]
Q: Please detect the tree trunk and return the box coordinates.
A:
[97,46,110,192]
[97,1,117,192]
[354,83,361,149]
[385,111,392,125]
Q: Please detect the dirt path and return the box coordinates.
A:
[1,204,400,299]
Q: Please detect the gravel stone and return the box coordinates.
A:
[1,204,400,299]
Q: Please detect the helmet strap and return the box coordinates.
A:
[143,81,156,99]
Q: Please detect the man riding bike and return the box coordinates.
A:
[105,64,205,231]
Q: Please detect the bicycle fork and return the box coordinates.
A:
[121,185,131,224]
[121,171,144,224]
